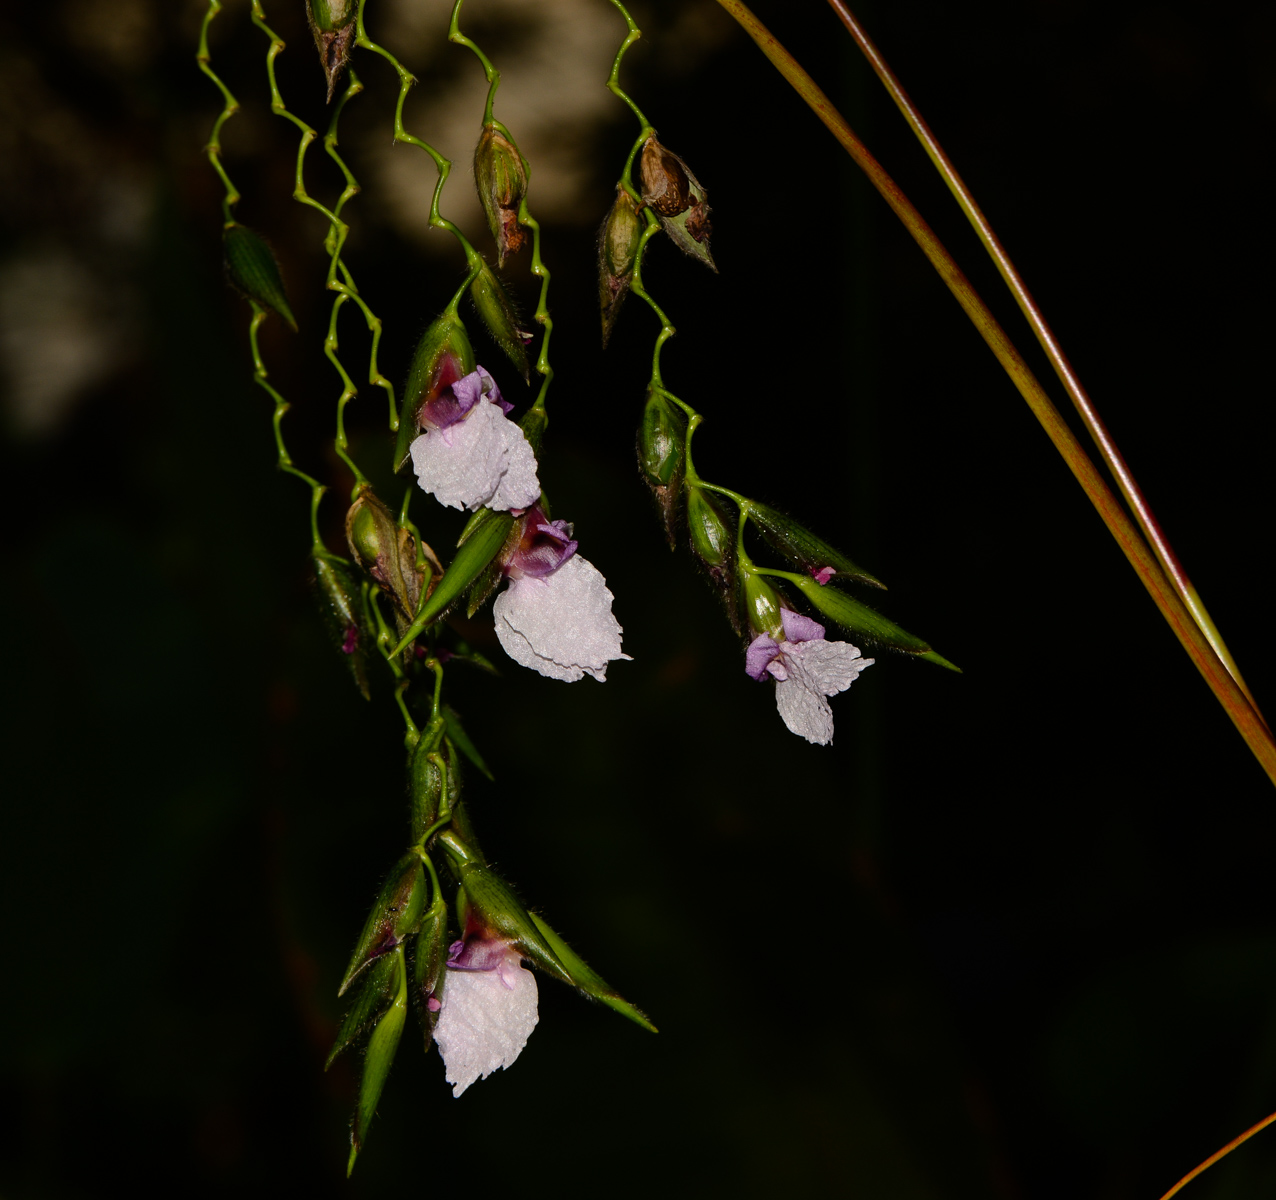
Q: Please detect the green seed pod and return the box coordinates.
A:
[222,223,297,329]
[743,572,784,640]
[746,502,885,590]
[637,389,687,548]
[345,487,434,629]
[306,0,357,102]
[638,135,715,272]
[474,123,528,268]
[790,575,961,671]
[597,188,642,346]
[338,854,427,996]
[469,259,530,381]
[310,552,373,700]
[394,312,475,473]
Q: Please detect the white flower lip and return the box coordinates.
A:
[771,637,873,745]
[410,396,540,513]
[493,554,631,682]
[433,951,539,1098]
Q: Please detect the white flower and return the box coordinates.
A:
[433,941,539,1098]
[745,609,873,745]
[409,367,540,513]
[493,540,631,682]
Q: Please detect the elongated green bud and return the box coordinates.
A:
[413,902,449,1041]
[223,223,296,329]
[408,725,463,842]
[687,488,741,634]
[598,188,642,345]
[394,312,475,472]
[306,0,357,102]
[326,953,398,1070]
[744,572,784,640]
[310,553,373,700]
[638,136,715,271]
[339,854,427,996]
[746,503,884,589]
[474,124,528,268]
[637,390,686,548]
[470,259,530,381]
[349,950,406,1174]
[790,575,960,671]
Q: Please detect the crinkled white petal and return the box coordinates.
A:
[433,962,538,1098]
[493,555,631,682]
[409,401,540,512]
[773,640,874,745]
[488,417,541,511]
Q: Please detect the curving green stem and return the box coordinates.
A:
[354,0,481,269]
[449,0,556,412]
[195,0,241,221]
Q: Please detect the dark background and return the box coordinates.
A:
[3,0,1275,1196]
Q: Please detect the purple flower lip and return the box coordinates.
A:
[341,626,359,654]
[811,566,836,586]
[447,934,516,972]
[505,506,578,579]
[745,633,780,681]
[419,366,510,431]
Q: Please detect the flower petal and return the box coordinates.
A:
[745,633,780,681]
[779,607,825,644]
[410,401,541,512]
[493,555,630,682]
[773,640,873,745]
[433,959,539,1097]
[774,674,835,745]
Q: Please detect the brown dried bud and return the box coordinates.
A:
[597,188,643,346]
[306,0,357,103]
[638,135,715,272]
[345,488,442,635]
[474,124,529,268]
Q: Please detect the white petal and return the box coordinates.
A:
[493,555,630,682]
[409,402,540,513]
[773,641,873,746]
[433,963,539,1098]
[488,417,542,511]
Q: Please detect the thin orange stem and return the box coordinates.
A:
[710,0,1276,786]
[823,0,1264,725]
[1157,1107,1276,1200]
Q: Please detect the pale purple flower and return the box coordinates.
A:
[492,508,630,682]
[409,366,540,513]
[433,934,538,1098]
[746,608,873,745]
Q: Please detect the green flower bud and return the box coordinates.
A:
[306,0,357,102]
[474,124,528,268]
[470,259,530,381]
[349,950,406,1174]
[746,502,884,590]
[394,312,475,473]
[637,389,686,548]
[597,187,642,345]
[339,854,427,996]
[326,952,398,1070]
[412,900,449,1040]
[222,223,296,329]
[407,725,463,843]
[744,572,784,640]
[310,553,373,700]
[638,135,715,272]
[346,487,437,630]
[790,575,961,671]
[686,487,740,632]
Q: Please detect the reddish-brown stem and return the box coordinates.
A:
[823,0,1264,725]
[710,0,1276,785]
[1157,1107,1276,1199]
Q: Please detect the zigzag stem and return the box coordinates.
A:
[250,2,397,496]
[198,0,324,549]
[711,0,1276,784]
[448,0,555,413]
[824,0,1262,721]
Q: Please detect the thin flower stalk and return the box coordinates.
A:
[824,0,1262,721]
[710,0,1276,786]
[1156,1106,1276,1200]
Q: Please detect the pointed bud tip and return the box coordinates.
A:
[917,649,961,673]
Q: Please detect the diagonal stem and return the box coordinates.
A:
[824,0,1263,723]
[711,0,1276,785]
[1156,1106,1276,1199]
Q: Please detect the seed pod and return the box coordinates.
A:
[637,389,686,548]
[597,188,643,345]
[394,313,475,472]
[746,502,885,590]
[310,552,373,699]
[474,123,528,268]
[346,487,436,630]
[469,259,530,381]
[306,0,357,102]
[222,223,297,329]
[638,136,715,272]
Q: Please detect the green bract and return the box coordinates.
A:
[222,223,296,329]
[470,259,529,381]
[394,312,475,473]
